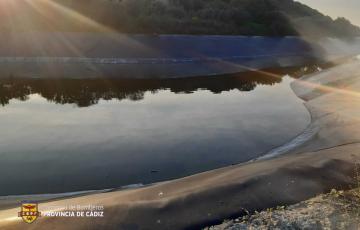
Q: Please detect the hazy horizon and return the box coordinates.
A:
[298,0,360,26]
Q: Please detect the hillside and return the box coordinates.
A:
[0,0,359,37]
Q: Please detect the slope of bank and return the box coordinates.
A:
[0,34,317,79]
[0,58,360,229]
[1,34,359,79]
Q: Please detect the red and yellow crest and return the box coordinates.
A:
[18,202,41,224]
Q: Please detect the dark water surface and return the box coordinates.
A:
[0,69,310,195]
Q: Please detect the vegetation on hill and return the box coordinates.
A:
[58,0,360,37]
[1,0,359,37]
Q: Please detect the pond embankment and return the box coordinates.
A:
[1,33,359,79]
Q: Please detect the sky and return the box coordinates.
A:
[298,0,360,26]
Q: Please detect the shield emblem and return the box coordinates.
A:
[18,202,41,224]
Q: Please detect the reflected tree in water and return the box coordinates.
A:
[0,67,318,107]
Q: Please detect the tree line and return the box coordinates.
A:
[1,0,359,37]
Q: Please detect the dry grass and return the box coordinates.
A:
[350,161,360,218]
[207,161,360,230]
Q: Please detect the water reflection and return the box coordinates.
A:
[0,67,313,195]
[0,67,310,107]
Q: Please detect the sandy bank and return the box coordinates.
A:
[0,58,360,229]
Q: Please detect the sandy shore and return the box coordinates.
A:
[0,58,360,229]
